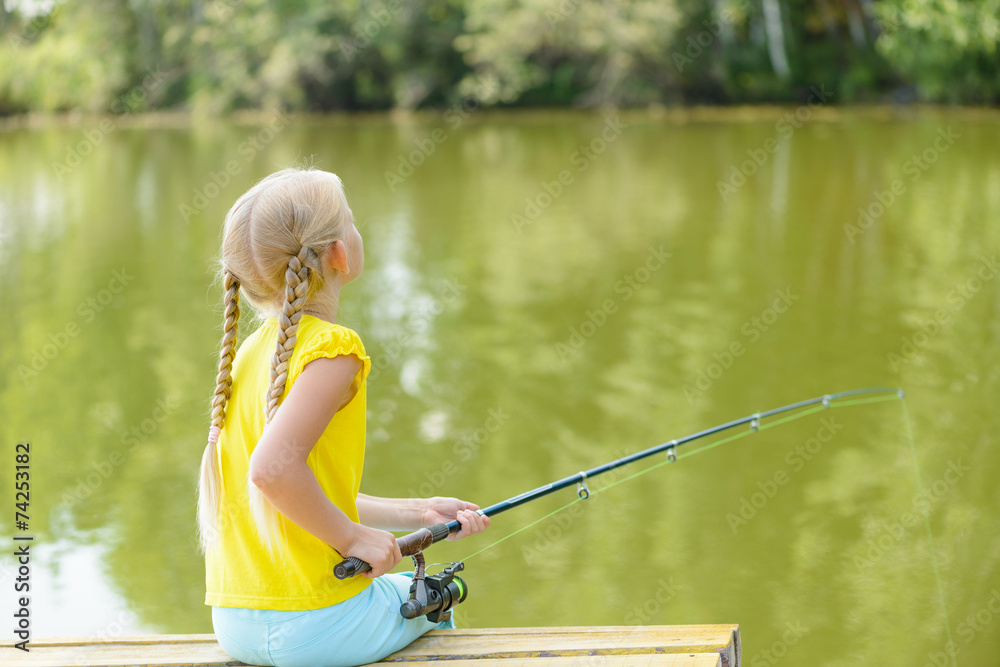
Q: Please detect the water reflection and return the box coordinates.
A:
[0,111,997,662]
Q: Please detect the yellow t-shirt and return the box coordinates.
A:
[205,313,372,610]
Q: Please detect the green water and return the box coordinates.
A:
[1,109,998,665]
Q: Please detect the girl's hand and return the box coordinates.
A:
[342,523,402,578]
[422,497,491,541]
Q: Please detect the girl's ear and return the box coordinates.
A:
[323,240,350,276]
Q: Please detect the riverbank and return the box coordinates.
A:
[1,104,998,133]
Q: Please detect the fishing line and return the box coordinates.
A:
[460,392,901,562]
[459,496,584,562]
[902,398,956,667]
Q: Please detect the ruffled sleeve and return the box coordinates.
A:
[291,324,371,393]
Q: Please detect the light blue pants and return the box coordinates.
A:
[212,574,455,667]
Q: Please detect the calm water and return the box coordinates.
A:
[1,109,998,665]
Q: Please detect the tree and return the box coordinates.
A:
[455,0,683,107]
[872,0,1000,103]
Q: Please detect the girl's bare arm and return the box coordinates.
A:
[247,355,401,577]
[357,494,491,538]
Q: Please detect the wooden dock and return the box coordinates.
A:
[3,625,741,666]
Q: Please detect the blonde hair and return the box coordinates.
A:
[197,168,354,557]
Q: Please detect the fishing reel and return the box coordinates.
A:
[399,552,468,623]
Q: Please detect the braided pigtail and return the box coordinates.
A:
[247,246,314,556]
[267,247,314,422]
[197,270,240,554]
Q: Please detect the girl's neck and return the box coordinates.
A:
[300,283,341,324]
[302,305,336,323]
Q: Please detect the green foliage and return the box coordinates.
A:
[669,0,899,103]
[455,0,683,106]
[178,0,470,111]
[873,0,1000,103]
[0,0,135,113]
[0,0,996,112]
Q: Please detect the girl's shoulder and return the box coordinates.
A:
[294,315,370,378]
[246,314,363,344]
[298,315,365,347]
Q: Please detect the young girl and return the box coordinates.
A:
[196,168,489,667]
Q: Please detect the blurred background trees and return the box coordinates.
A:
[0,0,996,114]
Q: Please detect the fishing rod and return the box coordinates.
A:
[334,386,902,617]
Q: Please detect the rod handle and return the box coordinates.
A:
[333,556,368,579]
[333,522,452,579]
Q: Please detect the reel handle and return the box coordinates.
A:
[333,522,452,579]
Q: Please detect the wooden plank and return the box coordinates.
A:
[394,626,734,637]
[1,626,738,667]
[3,647,720,667]
[373,656,721,667]
[2,634,223,647]
[0,638,242,667]
[382,625,739,661]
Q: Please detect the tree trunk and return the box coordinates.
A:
[761,0,791,79]
[846,0,867,47]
